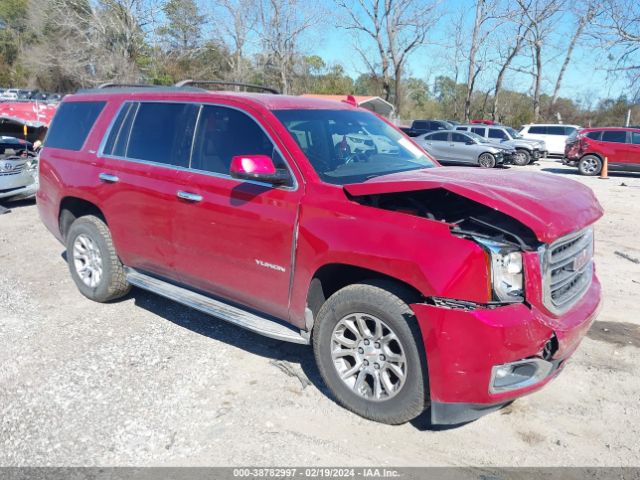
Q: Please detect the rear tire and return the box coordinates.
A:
[578,155,602,176]
[312,280,428,425]
[478,153,497,168]
[66,215,131,302]
[513,149,531,166]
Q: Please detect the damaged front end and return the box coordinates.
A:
[343,168,603,424]
[346,187,540,308]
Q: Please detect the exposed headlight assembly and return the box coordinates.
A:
[475,238,524,303]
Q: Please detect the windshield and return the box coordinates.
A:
[273,109,436,185]
[506,127,521,139]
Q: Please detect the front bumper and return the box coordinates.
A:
[411,274,601,424]
[0,171,38,200]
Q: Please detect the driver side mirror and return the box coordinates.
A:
[466,140,475,145]
[230,155,290,186]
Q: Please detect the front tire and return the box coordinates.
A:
[312,281,428,424]
[478,152,497,168]
[578,155,602,176]
[66,215,131,302]
[513,149,531,166]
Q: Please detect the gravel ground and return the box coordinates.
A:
[0,158,639,466]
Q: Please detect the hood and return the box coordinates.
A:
[503,139,537,149]
[344,167,603,244]
[515,138,544,148]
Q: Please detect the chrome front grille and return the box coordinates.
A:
[542,227,594,314]
[0,164,25,176]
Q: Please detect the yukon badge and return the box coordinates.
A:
[255,259,286,273]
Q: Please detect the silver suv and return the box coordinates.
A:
[455,125,546,166]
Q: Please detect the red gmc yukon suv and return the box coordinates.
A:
[38,82,603,425]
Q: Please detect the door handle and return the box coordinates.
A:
[99,173,119,183]
[177,191,203,202]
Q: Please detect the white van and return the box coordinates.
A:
[520,124,580,156]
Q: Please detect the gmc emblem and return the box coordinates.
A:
[570,248,590,272]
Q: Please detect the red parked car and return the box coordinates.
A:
[564,127,640,175]
[470,119,499,125]
[38,83,603,425]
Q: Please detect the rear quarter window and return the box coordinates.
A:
[547,126,566,135]
[45,101,106,151]
[601,130,628,143]
[528,126,547,134]
[585,131,602,140]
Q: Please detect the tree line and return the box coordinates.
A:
[0,0,638,126]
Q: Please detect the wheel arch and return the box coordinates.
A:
[580,152,603,161]
[59,196,107,241]
[305,263,425,323]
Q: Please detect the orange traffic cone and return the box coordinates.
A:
[600,156,609,179]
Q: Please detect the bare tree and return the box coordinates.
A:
[25,0,150,90]
[212,0,258,81]
[463,0,502,121]
[491,10,530,120]
[337,0,440,115]
[549,0,600,111]
[592,0,640,100]
[515,0,565,121]
[255,0,317,94]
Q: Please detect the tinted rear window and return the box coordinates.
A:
[528,126,546,134]
[126,102,199,167]
[585,131,602,140]
[45,101,106,151]
[471,127,486,136]
[547,126,566,135]
[429,132,449,141]
[601,130,627,143]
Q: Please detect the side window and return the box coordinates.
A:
[430,132,449,141]
[586,131,602,140]
[471,127,485,136]
[632,132,640,145]
[455,126,467,131]
[601,130,628,143]
[413,121,427,129]
[103,102,137,157]
[451,133,469,143]
[488,129,507,139]
[547,126,566,135]
[191,105,291,184]
[528,126,547,135]
[45,101,106,151]
[564,127,577,136]
[126,102,199,168]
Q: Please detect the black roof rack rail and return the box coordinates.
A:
[97,82,158,89]
[175,79,280,94]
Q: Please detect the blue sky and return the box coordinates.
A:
[300,0,630,104]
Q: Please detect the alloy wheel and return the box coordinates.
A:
[331,313,407,401]
[582,157,599,174]
[72,233,103,288]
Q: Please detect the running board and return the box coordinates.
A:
[125,268,309,345]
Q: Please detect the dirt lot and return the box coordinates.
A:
[1,159,639,467]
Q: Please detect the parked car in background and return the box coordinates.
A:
[38,83,602,426]
[564,127,640,175]
[471,119,499,125]
[0,148,38,201]
[0,136,33,155]
[416,130,516,168]
[455,124,546,166]
[520,124,580,156]
[400,119,452,137]
[1,89,19,100]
